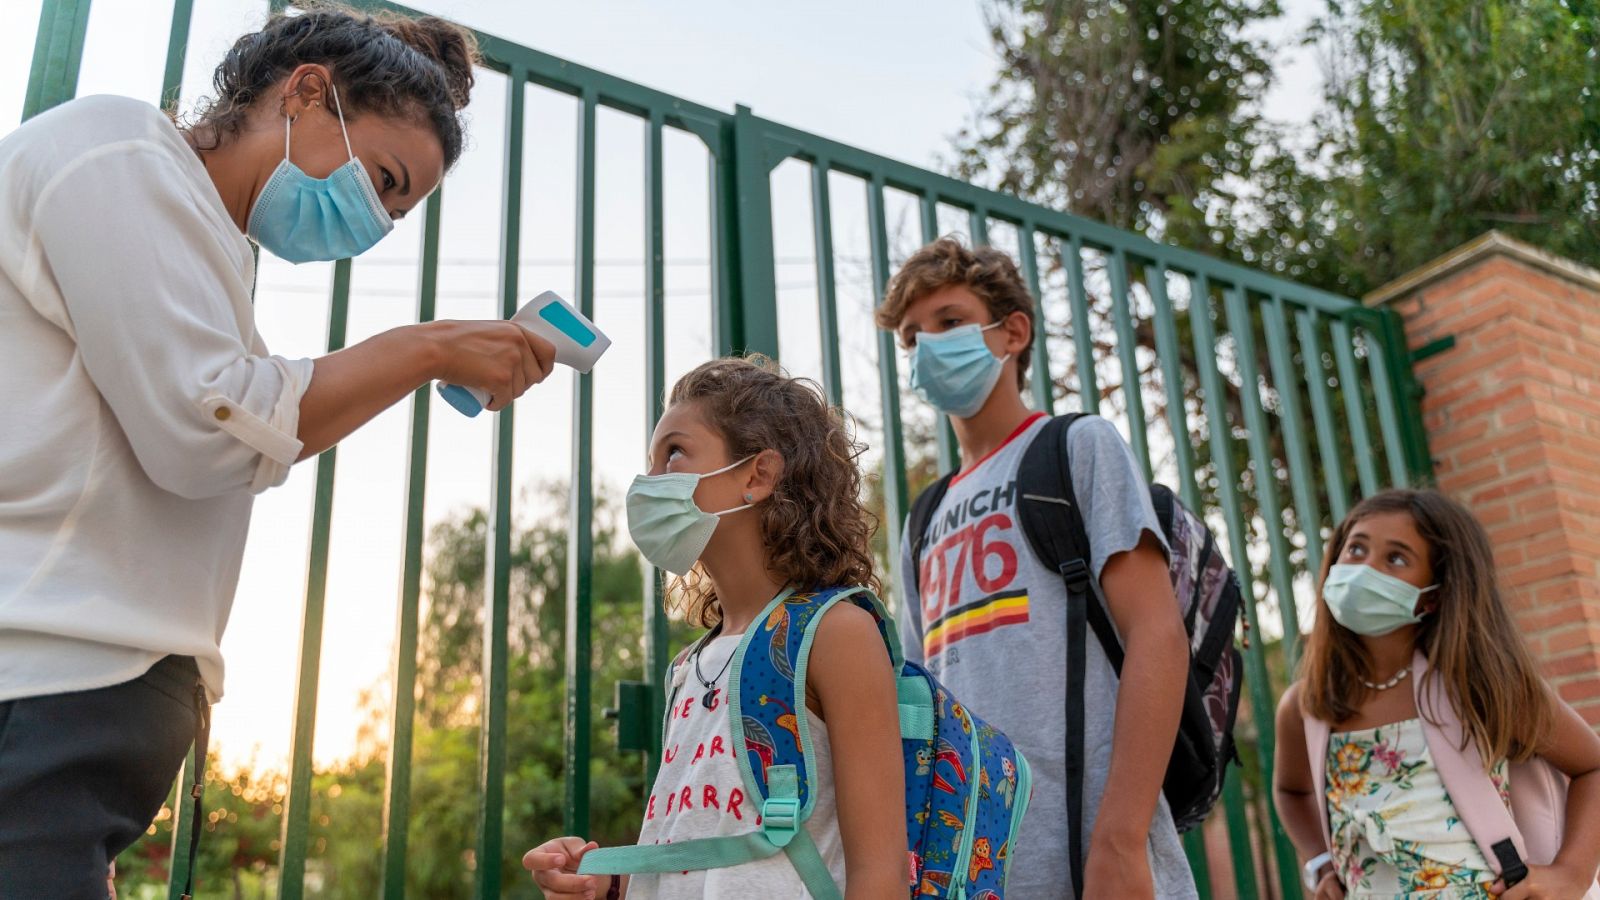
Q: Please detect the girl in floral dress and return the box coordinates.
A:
[1272,489,1600,900]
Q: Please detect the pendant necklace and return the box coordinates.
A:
[692,631,734,709]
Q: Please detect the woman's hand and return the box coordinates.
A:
[522,837,608,900]
[297,319,556,459]
[1492,862,1598,899]
[1314,871,1346,900]
[423,320,556,411]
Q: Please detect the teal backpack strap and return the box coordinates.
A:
[579,765,841,900]
[579,833,784,875]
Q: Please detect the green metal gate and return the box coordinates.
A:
[20,1,1431,897]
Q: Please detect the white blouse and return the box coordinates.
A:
[0,96,313,703]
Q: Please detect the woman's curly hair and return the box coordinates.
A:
[185,3,479,168]
[667,355,880,628]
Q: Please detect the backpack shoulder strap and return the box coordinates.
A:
[908,471,958,595]
[583,586,851,900]
[1016,413,1125,671]
[1303,710,1333,855]
[1413,650,1531,882]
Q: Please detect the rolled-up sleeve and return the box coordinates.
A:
[30,141,312,499]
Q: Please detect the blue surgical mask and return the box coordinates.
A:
[909,322,1010,418]
[626,455,756,575]
[246,83,393,263]
[1322,563,1438,636]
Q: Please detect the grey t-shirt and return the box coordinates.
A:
[896,413,1198,899]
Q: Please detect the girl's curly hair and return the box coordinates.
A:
[667,355,880,628]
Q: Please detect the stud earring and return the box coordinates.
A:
[744,493,754,503]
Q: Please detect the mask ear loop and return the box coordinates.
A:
[329,81,355,162]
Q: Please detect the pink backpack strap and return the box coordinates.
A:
[1302,710,1334,857]
[1412,650,1529,878]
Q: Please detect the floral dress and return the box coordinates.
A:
[1326,718,1510,899]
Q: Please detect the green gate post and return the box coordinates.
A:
[479,69,526,898]
[643,111,671,782]
[159,0,194,113]
[22,0,92,122]
[731,106,780,358]
[380,188,443,899]
[278,259,353,900]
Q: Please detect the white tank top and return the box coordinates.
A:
[629,634,847,899]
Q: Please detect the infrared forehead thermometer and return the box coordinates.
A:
[437,291,610,417]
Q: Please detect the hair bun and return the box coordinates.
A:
[380,14,478,109]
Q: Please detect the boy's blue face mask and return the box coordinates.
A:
[909,321,1009,418]
[246,83,393,264]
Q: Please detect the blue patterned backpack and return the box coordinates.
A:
[579,585,1033,898]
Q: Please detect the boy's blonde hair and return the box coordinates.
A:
[875,237,1036,390]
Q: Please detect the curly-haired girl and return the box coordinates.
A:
[524,355,907,899]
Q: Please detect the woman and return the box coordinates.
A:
[0,6,552,894]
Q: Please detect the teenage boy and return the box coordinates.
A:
[879,238,1196,899]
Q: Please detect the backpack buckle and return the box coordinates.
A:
[1059,558,1091,593]
[760,797,801,847]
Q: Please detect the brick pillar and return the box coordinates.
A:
[1367,231,1600,726]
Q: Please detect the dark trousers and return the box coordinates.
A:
[0,656,200,900]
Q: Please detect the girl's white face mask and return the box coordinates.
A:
[625,455,756,575]
[1323,563,1437,636]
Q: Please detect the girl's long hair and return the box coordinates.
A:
[665,355,880,628]
[1299,489,1551,763]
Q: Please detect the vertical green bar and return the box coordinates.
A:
[1184,829,1214,900]
[165,750,196,900]
[1147,263,1199,506]
[1221,768,1260,900]
[707,121,743,354]
[22,0,92,122]
[1330,317,1380,498]
[1065,236,1098,414]
[1190,272,1273,896]
[1017,226,1054,415]
[1263,298,1325,582]
[379,189,442,899]
[922,195,959,474]
[810,158,843,407]
[1221,287,1303,668]
[477,71,524,900]
[731,105,779,357]
[277,258,352,900]
[565,87,598,839]
[869,176,911,580]
[1187,275,1298,900]
[969,206,989,246]
[1361,317,1412,489]
[1380,307,1435,482]
[159,0,193,112]
[1297,310,1350,523]
[1107,250,1152,479]
[919,194,939,243]
[643,112,670,783]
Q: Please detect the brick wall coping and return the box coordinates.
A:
[1364,230,1600,308]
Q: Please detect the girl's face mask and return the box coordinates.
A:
[1323,563,1437,636]
[625,455,756,575]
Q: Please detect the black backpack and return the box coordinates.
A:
[907,413,1245,899]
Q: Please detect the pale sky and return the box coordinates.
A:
[1,0,1324,770]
